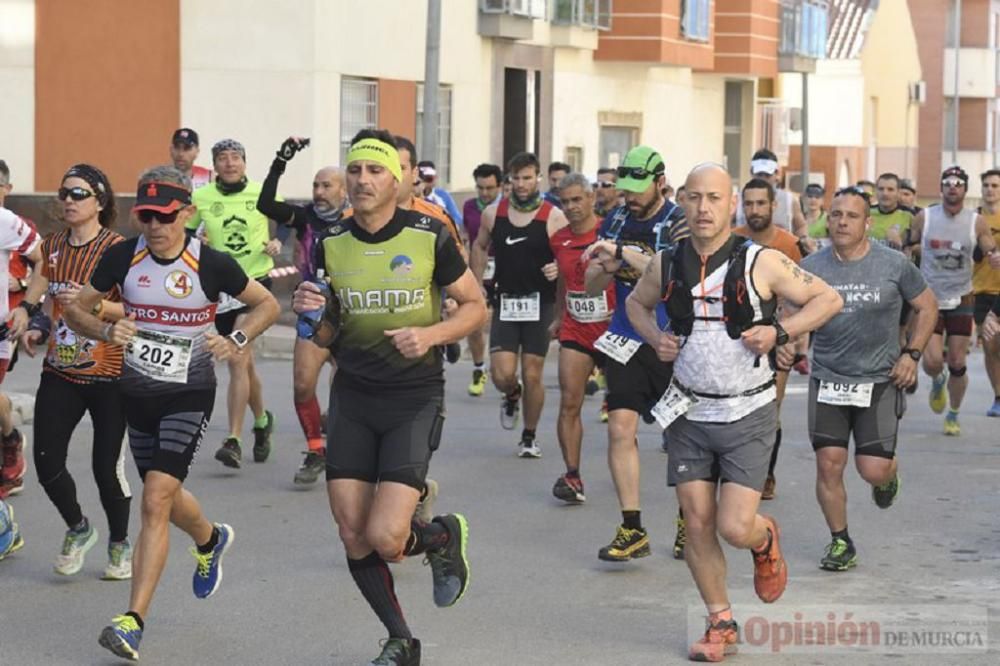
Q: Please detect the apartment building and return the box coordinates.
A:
[910,0,1000,201]
[1,0,833,198]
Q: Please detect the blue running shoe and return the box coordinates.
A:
[987,399,1000,417]
[0,500,24,561]
[191,523,234,599]
[99,614,142,662]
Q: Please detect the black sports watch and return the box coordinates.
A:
[18,300,41,317]
[228,329,249,350]
[614,240,624,260]
[901,347,921,362]
[773,321,790,346]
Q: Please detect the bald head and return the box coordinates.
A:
[681,162,737,244]
[314,166,347,211]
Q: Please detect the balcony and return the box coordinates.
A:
[778,0,828,73]
[943,48,999,98]
[551,0,611,30]
[478,0,547,40]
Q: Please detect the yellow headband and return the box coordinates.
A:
[345,139,402,182]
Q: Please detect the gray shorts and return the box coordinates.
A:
[808,379,904,459]
[666,401,778,492]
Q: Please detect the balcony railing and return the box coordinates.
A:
[552,0,612,30]
[480,0,548,19]
[779,0,828,59]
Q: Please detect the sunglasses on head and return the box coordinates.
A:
[941,177,966,188]
[616,166,661,180]
[58,186,97,202]
[834,186,871,203]
[137,209,180,225]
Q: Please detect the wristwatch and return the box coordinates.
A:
[18,300,41,317]
[614,240,624,260]
[773,321,790,346]
[901,347,921,361]
[228,329,250,350]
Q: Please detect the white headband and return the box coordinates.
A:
[750,158,779,175]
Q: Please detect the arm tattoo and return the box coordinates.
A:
[779,255,815,284]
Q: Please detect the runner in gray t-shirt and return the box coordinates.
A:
[789,187,937,573]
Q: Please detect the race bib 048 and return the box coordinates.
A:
[566,291,610,323]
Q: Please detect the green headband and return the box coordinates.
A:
[346,139,402,182]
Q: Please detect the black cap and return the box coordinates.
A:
[133,181,192,214]
[171,128,199,147]
[941,165,968,184]
[899,178,916,193]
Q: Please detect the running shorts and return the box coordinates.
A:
[215,277,273,336]
[605,343,672,414]
[808,379,904,459]
[123,388,214,482]
[934,294,974,337]
[326,380,445,491]
[489,299,555,357]
[666,401,777,492]
[974,292,999,327]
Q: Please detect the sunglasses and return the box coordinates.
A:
[58,186,97,202]
[616,166,661,180]
[941,177,966,188]
[834,186,871,204]
[137,209,180,225]
[595,181,617,189]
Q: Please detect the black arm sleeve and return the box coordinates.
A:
[200,247,251,301]
[90,238,136,293]
[433,223,468,287]
[257,157,306,232]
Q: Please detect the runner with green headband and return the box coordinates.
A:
[293,129,486,666]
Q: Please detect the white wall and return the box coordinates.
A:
[551,51,726,185]
[781,60,865,148]
[0,0,35,192]
[180,0,490,196]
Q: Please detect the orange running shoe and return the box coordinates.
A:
[689,617,739,662]
[752,514,787,603]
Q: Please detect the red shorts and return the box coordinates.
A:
[558,314,608,354]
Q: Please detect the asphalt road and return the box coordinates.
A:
[2,346,998,665]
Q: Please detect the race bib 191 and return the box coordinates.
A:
[500,292,541,322]
[566,291,610,324]
[817,381,873,408]
[651,381,697,429]
[125,329,193,384]
[593,331,642,364]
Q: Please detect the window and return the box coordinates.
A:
[416,84,453,186]
[779,1,827,58]
[564,146,583,172]
[480,0,547,18]
[599,126,638,169]
[552,0,612,30]
[682,0,711,42]
[340,77,378,164]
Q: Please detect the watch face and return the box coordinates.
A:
[231,331,248,346]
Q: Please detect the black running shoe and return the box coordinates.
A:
[252,410,274,463]
[293,449,325,485]
[552,474,585,503]
[425,514,469,607]
[819,537,857,571]
[370,637,421,666]
[598,524,651,562]
[214,437,242,468]
[872,473,900,509]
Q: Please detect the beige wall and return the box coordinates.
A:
[0,0,36,192]
[860,0,922,151]
[780,60,866,148]
[551,50,726,183]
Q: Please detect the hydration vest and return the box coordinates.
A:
[660,238,775,339]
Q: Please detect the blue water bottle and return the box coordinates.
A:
[296,269,330,340]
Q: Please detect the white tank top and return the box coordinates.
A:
[920,205,976,309]
[673,242,776,422]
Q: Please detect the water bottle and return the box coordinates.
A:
[296,269,330,340]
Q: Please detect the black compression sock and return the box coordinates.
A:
[566,468,579,479]
[403,519,450,556]
[622,510,642,530]
[348,552,412,639]
[832,527,851,544]
[197,526,220,554]
[125,611,144,630]
[521,429,535,441]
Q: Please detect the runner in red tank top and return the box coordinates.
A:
[548,174,615,503]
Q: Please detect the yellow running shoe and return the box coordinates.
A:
[468,368,487,397]
[928,372,948,414]
[943,411,960,436]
